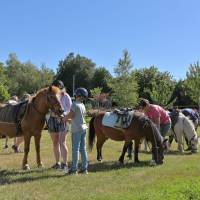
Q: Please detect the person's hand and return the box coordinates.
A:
[62,115,67,123]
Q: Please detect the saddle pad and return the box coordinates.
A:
[102,111,134,129]
[102,112,121,128]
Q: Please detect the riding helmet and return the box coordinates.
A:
[75,88,88,98]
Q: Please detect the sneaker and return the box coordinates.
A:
[62,164,69,174]
[78,169,88,175]
[51,163,61,169]
[12,145,19,153]
[68,170,78,175]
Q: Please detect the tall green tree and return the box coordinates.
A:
[91,67,112,92]
[132,66,175,106]
[5,53,54,96]
[56,52,96,96]
[108,50,138,107]
[184,61,200,106]
[0,62,10,102]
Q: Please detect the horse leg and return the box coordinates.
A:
[96,137,106,162]
[119,141,131,164]
[176,129,184,153]
[127,141,133,160]
[134,140,140,163]
[22,134,31,170]
[34,134,43,168]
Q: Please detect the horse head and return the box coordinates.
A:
[152,133,169,165]
[189,135,198,153]
[46,86,64,116]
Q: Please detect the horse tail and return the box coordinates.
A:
[89,116,96,151]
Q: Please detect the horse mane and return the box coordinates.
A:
[134,111,163,144]
[32,86,61,99]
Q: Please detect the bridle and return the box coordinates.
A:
[31,91,61,116]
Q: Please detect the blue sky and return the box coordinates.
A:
[0,0,200,80]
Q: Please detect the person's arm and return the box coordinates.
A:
[63,94,72,116]
[63,110,75,122]
[153,117,160,130]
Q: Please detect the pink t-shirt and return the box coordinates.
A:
[144,104,170,124]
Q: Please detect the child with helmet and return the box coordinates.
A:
[63,87,89,175]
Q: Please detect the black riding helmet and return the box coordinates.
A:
[52,80,64,90]
[75,88,88,98]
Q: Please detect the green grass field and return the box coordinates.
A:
[0,128,200,200]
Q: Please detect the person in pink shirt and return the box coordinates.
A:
[138,98,171,137]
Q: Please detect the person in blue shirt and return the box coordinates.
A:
[181,108,199,130]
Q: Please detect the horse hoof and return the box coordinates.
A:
[38,163,44,168]
[149,160,157,167]
[191,149,198,153]
[23,164,30,170]
[118,160,124,165]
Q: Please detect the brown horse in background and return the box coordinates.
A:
[0,86,64,170]
[89,111,168,165]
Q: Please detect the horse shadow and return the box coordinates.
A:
[0,160,153,185]
[88,160,150,173]
[165,150,193,156]
[0,168,64,186]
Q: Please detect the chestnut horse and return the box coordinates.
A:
[0,86,63,170]
[89,111,168,165]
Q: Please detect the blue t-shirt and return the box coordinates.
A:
[181,108,199,122]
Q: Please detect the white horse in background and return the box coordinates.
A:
[169,112,199,153]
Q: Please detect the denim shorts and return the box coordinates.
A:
[160,123,171,137]
[47,116,68,133]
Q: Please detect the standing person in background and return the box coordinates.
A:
[138,98,171,138]
[48,80,72,174]
[64,87,89,175]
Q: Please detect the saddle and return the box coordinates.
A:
[0,100,29,135]
[113,108,133,129]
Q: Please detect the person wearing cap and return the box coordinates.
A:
[48,80,72,174]
[63,87,89,175]
[138,98,171,138]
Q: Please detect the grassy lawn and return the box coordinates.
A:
[0,127,200,200]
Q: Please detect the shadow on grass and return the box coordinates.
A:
[0,160,157,185]
[88,160,150,173]
[165,150,193,156]
[0,168,64,186]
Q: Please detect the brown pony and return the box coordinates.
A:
[89,111,168,165]
[0,86,64,170]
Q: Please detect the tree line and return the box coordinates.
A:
[0,51,199,108]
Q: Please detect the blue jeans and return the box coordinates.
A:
[71,130,88,171]
[160,123,171,137]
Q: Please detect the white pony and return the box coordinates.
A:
[169,111,198,153]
